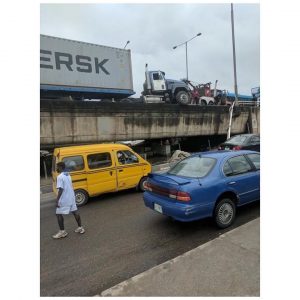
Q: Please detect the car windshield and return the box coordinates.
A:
[168,156,216,178]
[226,135,248,144]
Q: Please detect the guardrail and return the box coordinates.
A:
[239,100,260,106]
[236,100,260,107]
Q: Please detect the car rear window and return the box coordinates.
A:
[226,155,252,175]
[226,135,248,144]
[247,153,260,169]
[250,136,260,143]
[168,156,216,178]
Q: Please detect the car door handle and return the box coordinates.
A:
[110,171,113,176]
[119,169,123,172]
[228,181,236,185]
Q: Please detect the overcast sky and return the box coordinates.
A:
[40,3,259,96]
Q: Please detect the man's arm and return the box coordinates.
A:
[56,188,63,207]
[56,175,64,207]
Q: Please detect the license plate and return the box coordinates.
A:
[225,146,230,150]
[154,203,163,214]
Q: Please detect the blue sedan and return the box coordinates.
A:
[143,150,260,228]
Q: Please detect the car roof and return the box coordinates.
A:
[54,143,132,156]
[191,150,259,159]
[229,133,259,138]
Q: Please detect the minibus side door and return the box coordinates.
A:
[115,150,143,190]
[86,151,117,196]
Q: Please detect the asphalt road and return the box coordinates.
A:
[40,189,260,296]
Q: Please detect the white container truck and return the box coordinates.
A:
[40,35,191,104]
[40,35,135,100]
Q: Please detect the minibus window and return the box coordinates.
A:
[87,152,112,169]
[117,150,139,165]
[62,156,84,172]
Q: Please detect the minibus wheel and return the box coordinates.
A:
[138,177,148,192]
[75,189,89,207]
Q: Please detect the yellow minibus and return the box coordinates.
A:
[52,144,151,206]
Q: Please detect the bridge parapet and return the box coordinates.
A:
[40,100,260,148]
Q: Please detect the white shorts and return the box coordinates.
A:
[56,203,78,215]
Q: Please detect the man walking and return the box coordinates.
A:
[52,162,85,239]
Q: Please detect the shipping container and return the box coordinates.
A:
[40,35,135,99]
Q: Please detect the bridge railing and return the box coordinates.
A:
[236,100,260,107]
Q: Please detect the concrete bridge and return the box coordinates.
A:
[40,100,260,149]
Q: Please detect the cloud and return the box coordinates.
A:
[40,3,260,96]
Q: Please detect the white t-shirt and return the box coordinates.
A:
[56,172,76,207]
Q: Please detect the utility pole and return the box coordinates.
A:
[227,3,239,139]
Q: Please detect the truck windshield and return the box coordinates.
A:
[153,73,163,80]
[168,156,216,178]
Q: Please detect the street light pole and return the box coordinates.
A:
[185,42,188,80]
[124,40,130,49]
[173,33,201,81]
[227,3,239,140]
[231,3,238,102]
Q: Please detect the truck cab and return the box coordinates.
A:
[142,65,191,105]
[251,87,260,106]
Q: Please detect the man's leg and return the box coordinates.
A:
[53,214,68,239]
[72,210,85,233]
[72,211,82,227]
[57,214,64,230]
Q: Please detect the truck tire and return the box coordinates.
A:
[175,91,190,105]
[120,98,132,103]
[100,99,113,103]
[221,98,227,105]
[139,96,146,103]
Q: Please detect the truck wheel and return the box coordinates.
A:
[120,98,132,103]
[175,91,190,105]
[74,189,89,207]
[100,99,113,103]
[221,98,227,105]
[139,96,146,103]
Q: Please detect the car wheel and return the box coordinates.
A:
[208,101,214,105]
[74,189,89,207]
[201,99,207,105]
[138,177,148,192]
[214,198,236,228]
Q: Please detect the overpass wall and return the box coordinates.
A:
[40,100,260,148]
